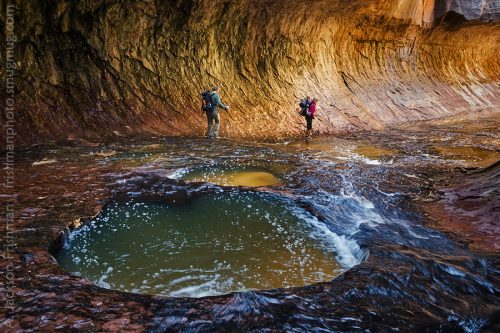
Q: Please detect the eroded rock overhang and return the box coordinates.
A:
[1,0,499,146]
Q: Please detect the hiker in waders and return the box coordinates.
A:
[201,86,230,138]
[305,98,318,140]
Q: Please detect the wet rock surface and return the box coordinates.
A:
[415,114,500,253]
[1,0,499,147]
[426,161,500,253]
[1,116,499,332]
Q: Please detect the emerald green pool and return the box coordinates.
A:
[57,192,343,297]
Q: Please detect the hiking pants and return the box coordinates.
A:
[306,116,313,130]
[206,110,220,137]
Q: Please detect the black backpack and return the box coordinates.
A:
[299,98,310,116]
[201,91,214,112]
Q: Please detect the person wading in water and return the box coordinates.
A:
[201,86,230,139]
[305,97,318,140]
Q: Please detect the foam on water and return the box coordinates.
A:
[57,192,361,297]
[167,167,189,179]
[289,207,364,268]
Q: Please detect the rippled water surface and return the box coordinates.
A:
[57,192,345,297]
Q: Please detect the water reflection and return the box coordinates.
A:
[432,146,500,167]
[183,166,282,187]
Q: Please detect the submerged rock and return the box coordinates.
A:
[426,161,500,253]
[182,166,282,187]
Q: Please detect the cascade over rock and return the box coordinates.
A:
[1,0,499,146]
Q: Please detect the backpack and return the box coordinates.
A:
[201,91,214,112]
[299,98,310,117]
[306,101,316,117]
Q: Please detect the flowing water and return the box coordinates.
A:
[11,117,499,331]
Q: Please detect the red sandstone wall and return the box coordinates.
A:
[1,0,499,146]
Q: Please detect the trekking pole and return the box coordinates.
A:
[225,105,235,121]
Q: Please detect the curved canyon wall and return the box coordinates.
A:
[1,0,499,145]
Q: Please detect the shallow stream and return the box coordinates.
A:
[9,117,500,331]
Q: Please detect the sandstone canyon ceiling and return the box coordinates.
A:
[1,0,499,146]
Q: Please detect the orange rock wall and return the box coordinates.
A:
[1,0,499,145]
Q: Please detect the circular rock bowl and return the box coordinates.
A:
[55,191,345,297]
[181,165,283,187]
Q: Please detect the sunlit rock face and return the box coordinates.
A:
[3,0,499,146]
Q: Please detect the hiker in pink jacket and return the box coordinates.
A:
[305,98,318,139]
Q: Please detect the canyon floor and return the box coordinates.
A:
[1,112,498,332]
